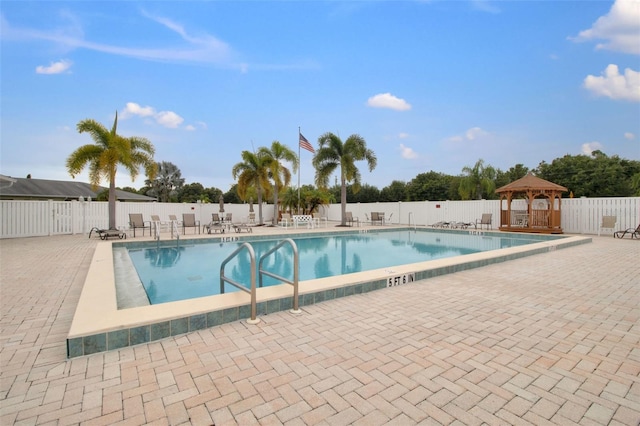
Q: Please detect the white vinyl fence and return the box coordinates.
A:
[343,197,640,235]
[1,197,638,239]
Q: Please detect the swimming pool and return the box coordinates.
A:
[68,226,591,357]
[124,229,562,305]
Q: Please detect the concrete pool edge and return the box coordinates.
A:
[67,230,591,357]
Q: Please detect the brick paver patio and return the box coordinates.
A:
[1,232,639,425]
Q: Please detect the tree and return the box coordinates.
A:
[204,186,226,203]
[145,161,185,202]
[406,171,452,201]
[458,159,496,200]
[177,182,206,203]
[232,150,271,225]
[447,176,463,200]
[313,132,377,226]
[347,183,380,203]
[120,186,140,195]
[227,183,250,205]
[280,187,300,215]
[302,186,334,215]
[536,152,640,197]
[632,173,640,196]
[289,185,335,214]
[259,141,299,225]
[66,112,156,229]
[495,164,529,190]
[380,180,407,202]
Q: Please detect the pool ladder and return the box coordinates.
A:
[408,212,417,230]
[219,238,300,324]
[171,220,180,240]
[152,220,180,241]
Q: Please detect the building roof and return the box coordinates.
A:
[496,172,568,193]
[0,176,156,201]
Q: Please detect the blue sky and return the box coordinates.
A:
[1,0,639,192]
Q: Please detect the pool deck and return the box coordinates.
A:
[1,225,639,425]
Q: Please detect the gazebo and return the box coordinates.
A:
[496,173,568,234]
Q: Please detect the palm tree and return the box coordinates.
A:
[280,187,300,215]
[294,186,334,215]
[259,141,299,226]
[232,150,271,225]
[66,112,156,229]
[145,161,185,202]
[313,132,377,226]
[459,159,497,200]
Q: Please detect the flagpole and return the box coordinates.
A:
[297,127,301,214]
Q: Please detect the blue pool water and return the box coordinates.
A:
[122,229,559,305]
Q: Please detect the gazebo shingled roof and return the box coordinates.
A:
[496,173,567,193]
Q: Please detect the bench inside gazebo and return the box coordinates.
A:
[496,173,568,234]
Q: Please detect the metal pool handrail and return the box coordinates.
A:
[258,238,300,313]
[171,220,180,240]
[219,243,259,324]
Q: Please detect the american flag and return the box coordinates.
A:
[299,133,315,153]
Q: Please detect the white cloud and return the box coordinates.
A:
[582,141,603,155]
[624,132,636,140]
[35,59,72,74]
[5,10,235,67]
[4,10,312,72]
[398,132,410,139]
[121,102,185,128]
[122,102,155,118]
[156,111,184,128]
[399,144,418,159]
[185,125,196,131]
[571,0,640,55]
[447,127,490,143]
[583,64,640,102]
[465,127,488,140]
[366,93,412,111]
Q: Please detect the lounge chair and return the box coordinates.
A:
[475,213,492,230]
[225,213,232,223]
[598,216,617,236]
[204,213,225,234]
[345,211,359,227]
[182,213,200,235]
[371,212,383,225]
[430,221,449,228]
[247,213,256,225]
[456,221,473,229]
[129,213,151,237]
[89,227,126,240]
[614,223,640,239]
[233,223,253,233]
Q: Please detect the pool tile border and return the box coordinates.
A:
[68,229,590,357]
